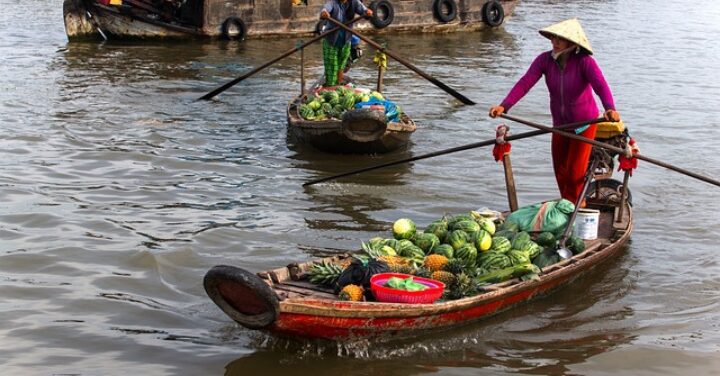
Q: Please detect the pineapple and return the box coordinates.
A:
[424,254,449,272]
[443,258,466,275]
[338,284,364,301]
[389,264,414,275]
[306,260,343,286]
[379,255,411,268]
[413,267,432,278]
[446,272,475,300]
[431,270,456,286]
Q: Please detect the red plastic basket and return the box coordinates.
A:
[370,273,445,304]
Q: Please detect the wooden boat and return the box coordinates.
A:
[204,198,633,340]
[287,93,416,154]
[64,0,520,41]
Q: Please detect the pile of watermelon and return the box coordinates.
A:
[298,85,390,121]
[364,210,587,276]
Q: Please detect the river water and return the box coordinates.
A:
[1,0,719,374]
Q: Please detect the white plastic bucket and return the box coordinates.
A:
[574,209,600,240]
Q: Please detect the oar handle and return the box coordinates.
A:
[324,17,476,105]
[198,17,363,101]
[500,113,720,188]
[303,117,603,187]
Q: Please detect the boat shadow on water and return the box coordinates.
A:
[219,249,638,375]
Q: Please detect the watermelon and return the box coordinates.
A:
[431,244,454,259]
[414,232,440,254]
[511,231,532,250]
[447,230,469,250]
[424,220,449,241]
[490,236,511,253]
[493,229,516,241]
[447,214,474,229]
[452,220,481,233]
[500,221,520,233]
[307,99,322,111]
[395,239,416,255]
[400,244,425,260]
[392,218,416,240]
[535,232,556,247]
[474,229,492,252]
[507,250,531,266]
[476,217,496,235]
[568,235,586,254]
[341,94,356,110]
[382,238,399,250]
[454,243,478,267]
[478,252,512,271]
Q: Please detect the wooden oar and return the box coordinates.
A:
[500,113,720,188]
[197,17,363,101]
[303,116,604,186]
[324,17,476,105]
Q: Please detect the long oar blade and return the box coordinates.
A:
[324,17,475,105]
[303,117,603,187]
[501,113,720,188]
[198,17,362,101]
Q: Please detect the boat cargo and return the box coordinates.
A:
[63,0,520,40]
[204,200,632,340]
[287,84,416,154]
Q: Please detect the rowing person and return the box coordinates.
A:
[319,0,372,87]
[489,18,621,207]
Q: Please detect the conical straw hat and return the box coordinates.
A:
[539,18,593,54]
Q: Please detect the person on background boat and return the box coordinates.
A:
[489,18,621,206]
[319,0,372,87]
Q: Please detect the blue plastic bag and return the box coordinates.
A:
[354,98,401,122]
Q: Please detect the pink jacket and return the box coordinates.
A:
[501,51,616,126]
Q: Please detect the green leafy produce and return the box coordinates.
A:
[384,276,428,292]
[474,263,540,285]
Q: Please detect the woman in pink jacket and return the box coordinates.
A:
[489,18,621,206]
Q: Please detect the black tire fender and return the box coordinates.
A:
[369,0,395,29]
[203,265,279,329]
[433,0,458,23]
[482,0,505,27]
[314,19,326,35]
[586,178,633,207]
[221,17,246,40]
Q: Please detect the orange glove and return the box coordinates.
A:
[604,109,621,122]
[489,105,505,118]
[320,10,330,19]
[365,9,373,17]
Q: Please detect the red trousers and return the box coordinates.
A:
[551,125,597,203]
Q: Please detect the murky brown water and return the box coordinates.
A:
[1,0,719,374]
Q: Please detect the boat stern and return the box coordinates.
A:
[63,0,103,40]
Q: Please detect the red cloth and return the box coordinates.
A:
[493,143,512,162]
[493,124,512,162]
[618,138,639,175]
[551,125,597,203]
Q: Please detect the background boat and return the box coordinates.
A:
[63,0,520,40]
